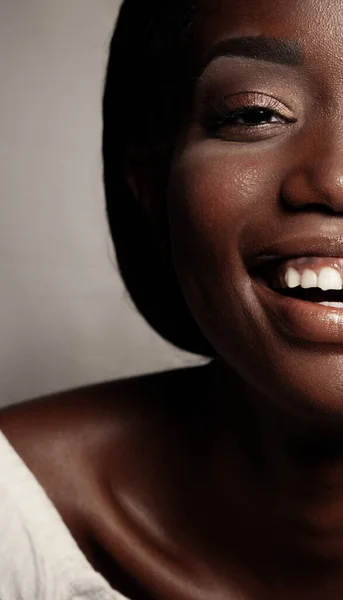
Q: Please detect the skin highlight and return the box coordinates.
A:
[3,1,343,599]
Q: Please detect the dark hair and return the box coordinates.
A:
[103,0,214,357]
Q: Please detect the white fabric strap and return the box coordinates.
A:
[0,430,128,600]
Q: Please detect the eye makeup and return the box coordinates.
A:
[199,91,297,141]
[192,58,304,142]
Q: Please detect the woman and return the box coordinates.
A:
[1,0,343,598]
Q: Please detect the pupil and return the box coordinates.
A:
[246,108,268,123]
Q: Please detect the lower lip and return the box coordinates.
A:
[254,280,343,344]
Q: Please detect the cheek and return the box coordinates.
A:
[167,142,277,271]
[166,141,284,363]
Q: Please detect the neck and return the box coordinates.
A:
[210,357,343,465]
[205,359,343,593]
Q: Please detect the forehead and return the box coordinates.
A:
[193,0,343,66]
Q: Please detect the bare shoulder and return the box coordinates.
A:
[0,364,208,453]
[0,364,208,522]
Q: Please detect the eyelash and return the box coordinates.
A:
[213,106,286,126]
[202,96,297,137]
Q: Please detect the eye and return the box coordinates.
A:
[223,106,287,126]
[201,93,298,141]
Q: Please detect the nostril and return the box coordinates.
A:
[308,204,337,214]
[281,164,343,214]
[283,202,339,215]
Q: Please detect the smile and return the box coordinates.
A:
[249,239,343,343]
[267,257,343,309]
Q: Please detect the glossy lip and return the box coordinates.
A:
[253,278,343,344]
[248,235,343,343]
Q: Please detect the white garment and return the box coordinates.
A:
[0,430,129,600]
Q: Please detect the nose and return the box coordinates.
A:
[281,140,343,214]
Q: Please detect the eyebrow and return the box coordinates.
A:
[201,36,304,73]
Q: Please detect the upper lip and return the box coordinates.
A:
[249,235,343,267]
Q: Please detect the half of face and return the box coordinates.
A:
[166,0,343,412]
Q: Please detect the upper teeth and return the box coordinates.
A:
[285,266,343,290]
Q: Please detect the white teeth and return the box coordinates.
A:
[317,267,342,291]
[285,268,301,288]
[319,302,343,308]
[284,266,343,290]
[301,269,318,289]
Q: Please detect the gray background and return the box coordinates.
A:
[0,0,203,407]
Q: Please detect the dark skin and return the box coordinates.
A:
[3,0,343,598]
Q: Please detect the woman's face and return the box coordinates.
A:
[167,0,343,412]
